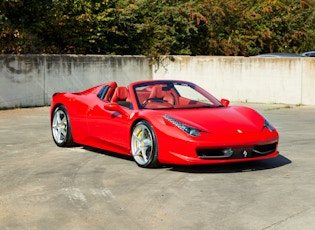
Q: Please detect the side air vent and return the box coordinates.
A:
[253,143,277,155]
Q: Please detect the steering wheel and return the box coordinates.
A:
[142,98,167,106]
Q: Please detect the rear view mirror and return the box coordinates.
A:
[104,102,129,117]
[220,99,230,107]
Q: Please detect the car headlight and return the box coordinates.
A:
[164,115,202,137]
[264,119,275,132]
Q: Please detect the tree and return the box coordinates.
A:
[1,0,315,56]
[202,0,315,55]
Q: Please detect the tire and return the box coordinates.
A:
[51,105,75,147]
[131,120,160,168]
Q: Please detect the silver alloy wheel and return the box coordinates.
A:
[131,123,154,166]
[52,109,68,144]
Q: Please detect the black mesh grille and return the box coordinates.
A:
[196,149,230,159]
[196,142,277,159]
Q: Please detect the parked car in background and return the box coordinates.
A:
[302,51,315,57]
[255,53,302,57]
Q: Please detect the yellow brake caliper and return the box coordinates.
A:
[136,127,143,156]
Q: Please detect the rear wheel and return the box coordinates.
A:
[131,121,160,168]
[51,105,75,147]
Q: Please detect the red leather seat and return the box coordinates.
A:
[149,85,174,105]
[111,87,130,103]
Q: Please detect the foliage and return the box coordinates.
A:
[1,0,315,56]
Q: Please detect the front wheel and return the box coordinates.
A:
[131,121,160,168]
[51,105,75,147]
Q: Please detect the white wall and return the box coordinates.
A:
[153,56,312,105]
[301,59,315,105]
[1,54,315,108]
[0,55,45,108]
[0,55,151,108]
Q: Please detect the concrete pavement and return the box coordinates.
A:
[0,103,314,230]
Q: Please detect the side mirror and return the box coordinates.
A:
[220,98,230,107]
[104,102,129,117]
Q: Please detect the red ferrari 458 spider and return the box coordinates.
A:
[50,80,279,168]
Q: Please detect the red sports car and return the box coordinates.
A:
[50,80,279,168]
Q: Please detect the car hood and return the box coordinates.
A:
[162,106,265,134]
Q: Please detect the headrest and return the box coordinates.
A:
[150,85,164,98]
[111,87,129,101]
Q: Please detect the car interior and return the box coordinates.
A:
[99,82,215,110]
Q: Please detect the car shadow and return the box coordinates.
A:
[168,155,291,173]
[82,147,291,173]
[83,146,134,162]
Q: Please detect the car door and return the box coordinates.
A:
[86,98,131,154]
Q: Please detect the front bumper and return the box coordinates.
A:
[157,129,279,165]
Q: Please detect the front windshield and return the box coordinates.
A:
[134,82,222,109]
